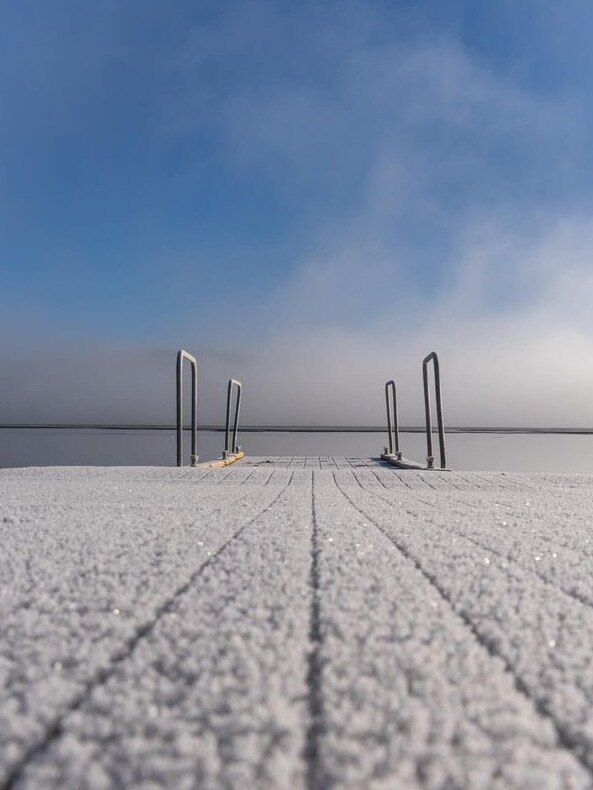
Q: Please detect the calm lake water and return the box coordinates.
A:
[2,428,593,473]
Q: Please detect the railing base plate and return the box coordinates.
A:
[380,453,449,471]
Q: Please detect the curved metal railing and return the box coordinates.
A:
[223,378,242,459]
[176,349,198,467]
[422,351,446,469]
[384,380,401,459]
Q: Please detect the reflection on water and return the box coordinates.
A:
[2,428,593,473]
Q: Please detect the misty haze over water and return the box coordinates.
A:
[3,428,593,473]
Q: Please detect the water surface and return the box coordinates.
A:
[2,428,593,473]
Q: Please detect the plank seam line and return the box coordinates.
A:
[366,481,593,606]
[439,481,593,535]
[350,469,364,489]
[474,472,530,492]
[17,485,258,598]
[304,469,327,790]
[331,472,593,779]
[454,472,487,490]
[430,471,462,490]
[182,468,207,481]
[361,476,593,616]
[370,472,579,551]
[412,471,437,491]
[461,471,497,488]
[405,484,592,556]
[0,474,295,790]
[169,468,209,483]
[394,470,413,490]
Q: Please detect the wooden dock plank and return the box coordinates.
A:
[1,459,593,788]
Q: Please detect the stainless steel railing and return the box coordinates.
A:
[176,349,198,467]
[381,351,447,470]
[384,380,401,459]
[422,351,446,469]
[222,378,242,459]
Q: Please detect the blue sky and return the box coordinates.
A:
[2,1,593,424]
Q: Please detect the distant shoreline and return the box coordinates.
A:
[2,425,593,435]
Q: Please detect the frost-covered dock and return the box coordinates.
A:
[3,457,593,788]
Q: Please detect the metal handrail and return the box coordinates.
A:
[176,349,198,467]
[223,378,242,458]
[384,380,401,458]
[422,351,446,469]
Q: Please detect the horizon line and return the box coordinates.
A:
[2,424,593,435]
